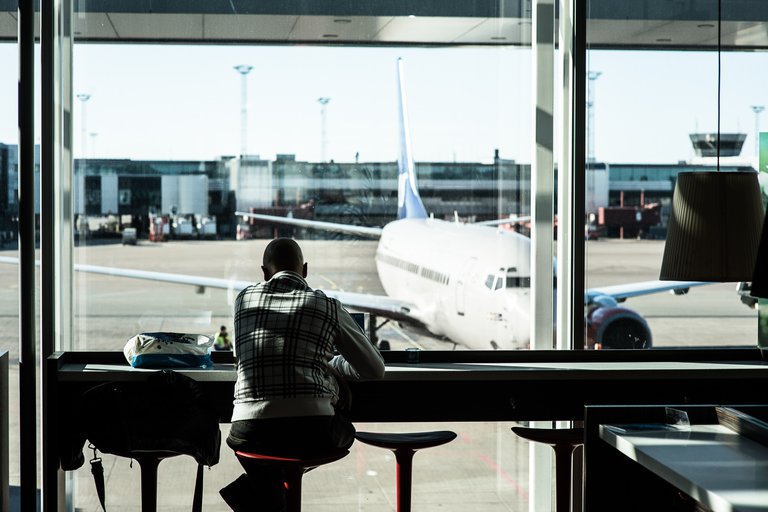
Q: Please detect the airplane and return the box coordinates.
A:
[235,58,710,350]
[0,59,711,351]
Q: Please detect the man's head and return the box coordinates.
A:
[262,238,307,280]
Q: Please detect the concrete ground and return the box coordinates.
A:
[0,238,759,510]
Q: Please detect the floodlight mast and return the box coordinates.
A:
[751,105,765,160]
[318,97,331,162]
[234,65,254,158]
[587,71,601,163]
[76,93,91,159]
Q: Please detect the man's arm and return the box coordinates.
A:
[329,304,385,380]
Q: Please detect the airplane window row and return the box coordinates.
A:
[377,253,420,275]
[420,266,450,286]
[377,253,449,286]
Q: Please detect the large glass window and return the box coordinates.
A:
[61,5,545,510]
[70,43,536,352]
[0,35,20,493]
[585,1,763,348]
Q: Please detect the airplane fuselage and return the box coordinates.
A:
[375,218,531,350]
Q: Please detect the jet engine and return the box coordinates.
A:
[586,298,652,350]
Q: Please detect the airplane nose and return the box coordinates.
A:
[503,291,531,349]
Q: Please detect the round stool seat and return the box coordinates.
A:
[511,426,583,447]
[235,449,349,470]
[355,430,457,450]
[234,449,350,512]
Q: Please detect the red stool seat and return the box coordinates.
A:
[512,426,584,512]
[355,431,457,512]
[235,449,349,512]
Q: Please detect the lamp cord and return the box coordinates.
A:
[717,0,721,172]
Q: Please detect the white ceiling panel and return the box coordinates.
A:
[108,13,203,40]
[729,22,768,47]
[74,13,119,39]
[588,19,762,48]
[455,17,530,45]
[0,12,16,40]
[289,15,392,43]
[376,16,484,44]
[203,14,297,41]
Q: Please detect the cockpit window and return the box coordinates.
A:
[486,274,531,290]
[506,276,531,288]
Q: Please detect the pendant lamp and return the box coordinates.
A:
[659,0,765,282]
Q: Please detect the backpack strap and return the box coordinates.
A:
[89,445,107,511]
[192,464,204,512]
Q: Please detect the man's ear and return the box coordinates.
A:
[302,262,308,278]
[261,265,272,281]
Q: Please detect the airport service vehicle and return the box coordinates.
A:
[121,227,137,245]
[198,216,217,239]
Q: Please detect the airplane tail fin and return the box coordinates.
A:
[396,58,428,220]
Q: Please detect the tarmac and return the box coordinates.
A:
[0,238,759,510]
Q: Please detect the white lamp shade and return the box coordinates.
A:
[660,171,765,282]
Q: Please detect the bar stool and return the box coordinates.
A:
[511,426,584,512]
[354,431,457,512]
[235,449,349,512]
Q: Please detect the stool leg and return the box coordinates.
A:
[284,468,304,512]
[136,457,161,512]
[393,449,416,512]
[552,445,576,512]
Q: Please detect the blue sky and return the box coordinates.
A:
[1,44,766,164]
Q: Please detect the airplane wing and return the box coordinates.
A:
[237,211,383,239]
[585,280,710,304]
[0,254,424,327]
[322,289,423,326]
[475,215,531,226]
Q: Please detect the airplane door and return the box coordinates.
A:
[455,257,477,316]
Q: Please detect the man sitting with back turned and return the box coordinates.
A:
[221,238,386,511]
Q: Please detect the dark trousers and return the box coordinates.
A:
[223,414,354,511]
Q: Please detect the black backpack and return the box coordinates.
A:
[78,370,221,511]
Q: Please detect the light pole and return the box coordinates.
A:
[89,132,98,158]
[318,97,330,162]
[751,105,765,160]
[587,71,601,163]
[234,65,254,158]
[76,93,91,160]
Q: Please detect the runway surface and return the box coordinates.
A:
[0,238,759,510]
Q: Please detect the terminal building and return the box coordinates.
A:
[0,135,757,242]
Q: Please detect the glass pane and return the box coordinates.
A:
[66,4,543,510]
[70,46,534,352]
[0,31,19,491]
[585,1,761,348]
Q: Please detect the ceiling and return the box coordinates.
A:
[1,0,767,49]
